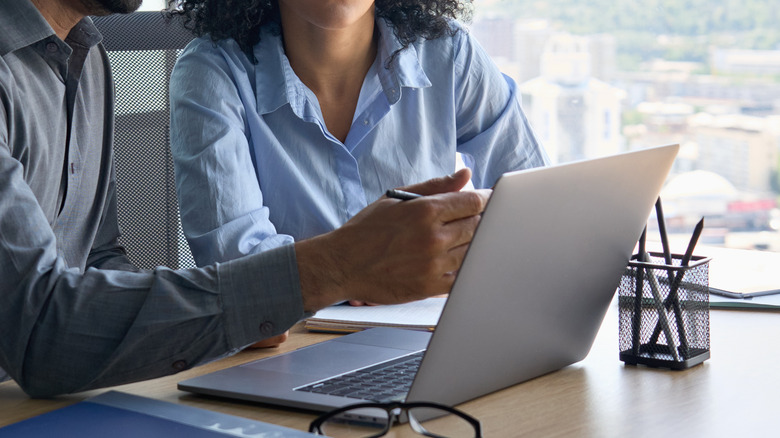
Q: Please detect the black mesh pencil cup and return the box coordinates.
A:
[618,252,711,370]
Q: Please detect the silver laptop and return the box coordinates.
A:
[179,144,679,413]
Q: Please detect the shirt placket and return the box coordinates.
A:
[39,38,76,217]
[337,80,396,220]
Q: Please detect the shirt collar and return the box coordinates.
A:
[0,0,102,56]
[254,17,431,115]
[253,26,310,117]
[374,17,431,104]
[67,17,103,50]
[0,0,56,56]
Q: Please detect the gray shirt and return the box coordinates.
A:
[0,0,306,397]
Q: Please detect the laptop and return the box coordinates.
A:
[179,144,679,414]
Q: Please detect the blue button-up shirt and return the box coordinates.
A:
[170,19,548,266]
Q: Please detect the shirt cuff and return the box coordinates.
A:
[217,244,308,348]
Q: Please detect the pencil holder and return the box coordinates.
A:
[618,252,711,370]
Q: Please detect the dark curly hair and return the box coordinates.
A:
[167,0,472,63]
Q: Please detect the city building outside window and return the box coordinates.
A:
[472,0,780,252]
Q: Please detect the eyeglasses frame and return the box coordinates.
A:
[308,400,482,438]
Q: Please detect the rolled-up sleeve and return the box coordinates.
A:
[452,31,549,188]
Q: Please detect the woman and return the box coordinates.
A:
[168,0,548,267]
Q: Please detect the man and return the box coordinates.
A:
[0,0,489,397]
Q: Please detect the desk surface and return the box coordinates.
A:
[1,302,778,437]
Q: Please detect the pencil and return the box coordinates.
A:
[631,227,647,355]
[648,217,704,356]
[642,252,681,362]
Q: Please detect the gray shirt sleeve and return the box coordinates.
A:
[0,142,306,398]
[1,8,308,398]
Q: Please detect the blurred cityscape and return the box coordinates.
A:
[470,4,780,251]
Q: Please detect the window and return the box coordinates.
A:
[138,0,166,11]
[471,0,780,252]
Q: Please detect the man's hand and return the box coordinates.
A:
[295,168,490,312]
[246,331,289,349]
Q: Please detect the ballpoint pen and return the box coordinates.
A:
[386,189,423,201]
[386,189,487,219]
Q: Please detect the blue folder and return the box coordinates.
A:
[0,391,315,437]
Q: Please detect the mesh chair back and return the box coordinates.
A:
[92,12,196,270]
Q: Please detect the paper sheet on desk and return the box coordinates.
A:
[703,246,780,310]
[707,246,780,295]
[304,297,446,333]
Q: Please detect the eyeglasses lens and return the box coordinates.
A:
[319,406,476,438]
[407,406,477,438]
[319,407,391,438]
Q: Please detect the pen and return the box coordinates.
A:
[386,189,423,201]
[631,227,647,356]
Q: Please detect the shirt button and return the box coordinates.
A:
[46,42,58,53]
[172,360,187,371]
[363,119,369,125]
[259,321,274,335]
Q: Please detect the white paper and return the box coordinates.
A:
[306,297,446,330]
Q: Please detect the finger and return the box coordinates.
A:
[432,189,491,224]
[399,168,471,196]
[439,240,471,273]
[348,300,380,306]
[434,214,481,254]
[427,271,458,297]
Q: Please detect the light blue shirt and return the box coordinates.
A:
[170,19,548,266]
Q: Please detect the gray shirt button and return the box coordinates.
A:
[172,360,187,371]
[45,42,58,53]
[259,321,274,335]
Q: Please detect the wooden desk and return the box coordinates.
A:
[1,303,778,437]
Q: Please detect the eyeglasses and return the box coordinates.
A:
[308,401,482,438]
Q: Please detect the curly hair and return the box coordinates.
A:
[168,0,472,63]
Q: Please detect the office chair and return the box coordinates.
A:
[92,12,196,270]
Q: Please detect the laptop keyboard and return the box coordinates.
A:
[296,351,425,403]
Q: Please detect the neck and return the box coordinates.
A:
[31,0,86,40]
[280,12,377,98]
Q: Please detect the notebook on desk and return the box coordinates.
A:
[179,144,679,414]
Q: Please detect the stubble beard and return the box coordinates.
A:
[80,0,144,15]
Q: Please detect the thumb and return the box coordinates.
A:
[399,168,472,196]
